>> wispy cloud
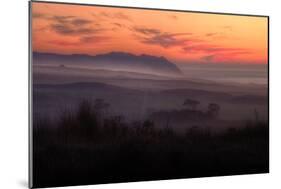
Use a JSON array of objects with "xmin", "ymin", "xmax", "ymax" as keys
[
  {"xmin": 112, "ymin": 22, "xmax": 124, "ymax": 28},
  {"xmin": 70, "ymin": 18, "xmax": 92, "ymax": 26},
  {"xmin": 133, "ymin": 27, "xmax": 161, "ymax": 35},
  {"xmin": 51, "ymin": 15, "xmax": 76, "ymax": 23},
  {"xmin": 168, "ymin": 15, "xmax": 178, "ymax": 20},
  {"xmin": 201, "ymin": 54, "xmax": 215, "ymax": 62},
  {"xmin": 49, "ymin": 35, "xmax": 109, "ymax": 47},
  {"xmin": 205, "ymin": 33, "xmax": 218, "ymax": 37},
  {"xmin": 79, "ymin": 35, "xmax": 110, "ymax": 44},
  {"xmin": 114, "ymin": 12, "xmax": 132, "ymax": 21},
  {"xmin": 48, "ymin": 40, "xmax": 80, "ymax": 46},
  {"xmin": 92, "ymin": 11, "xmax": 132, "ymax": 22},
  {"xmin": 141, "ymin": 33, "xmax": 190, "ymax": 48},
  {"xmin": 221, "ymin": 25, "xmax": 233, "ymax": 31},
  {"xmin": 33, "ymin": 12, "xmax": 104, "ymax": 36},
  {"xmin": 49, "ymin": 15, "xmax": 101, "ymax": 36},
  {"xmin": 182, "ymin": 44, "xmax": 247, "ymax": 54},
  {"xmin": 184, "ymin": 44, "xmax": 251, "ymax": 62},
  {"xmin": 50, "ymin": 23, "xmax": 100, "ymax": 35},
  {"xmin": 133, "ymin": 26, "xmax": 193, "ymax": 48},
  {"xmin": 33, "ymin": 12, "xmax": 47, "ymax": 19}
]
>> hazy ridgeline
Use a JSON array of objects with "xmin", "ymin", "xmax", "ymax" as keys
[
  {"xmin": 33, "ymin": 58, "xmax": 268, "ymax": 129},
  {"xmin": 32, "ymin": 53, "xmax": 268, "ymax": 187}
]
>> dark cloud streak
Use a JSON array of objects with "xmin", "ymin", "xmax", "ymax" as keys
[
  {"xmin": 201, "ymin": 55, "xmax": 215, "ymax": 62},
  {"xmin": 33, "ymin": 12, "xmax": 104, "ymax": 36},
  {"xmin": 205, "ymin": 33, "xmax": 218, "ymax": 37},
  {"xmin": 221, "ymin": 25, "xmax": 233, "ymax": 31},
  {"xmin": 186, "ymin": 44, "xmax": 251, "ymax": 63},
  {"xmin": 133, "ymin": 27, "xmax": 161, "ymax": 35},
  {"xmin": 49, "ymin": 35, "xmax": 109, "ymax": 47},
  {"xmin": 93, "ymin": 11, "xmax": 132, "ymax": 22},
  {"xmin": 168, "ymin": 15, "xmax": 178, "ymax": 20},
  {"xmin": 70, "ymin": 18, "xmax": 92, "ymax": 26},
  {"xmin": 79, "ymin": 35, "xmax": 110, "ymax": 43},
  {"xmin": 48, "ymin": 15, "xmax": 105, "ymax": 36},
  {"xmin": 33, "ymin": 12, "xmax": 47, "ymax": 19},
  {"xmin": 50, "ymin": 23, "xmax": 99, "ymax": 35},
  {"xmin": 133, "ymin": 26, "xmax": 193, "ymax": 48},
  {"xmin": 183, "ymin": 44, "xmax": 247, "ymax": 54}
]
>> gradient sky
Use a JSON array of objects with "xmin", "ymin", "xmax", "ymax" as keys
[{"xmin": 32, "ymin": 2, "xmax": 268, "ymax": 64}]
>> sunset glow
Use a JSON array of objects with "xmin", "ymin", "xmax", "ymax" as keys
[{"xmin": 32, "ymin": 2, "xmax": 268, "ymax": 64}]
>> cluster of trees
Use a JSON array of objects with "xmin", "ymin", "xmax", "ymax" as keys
[{"xmin": 183, "ymin": 98, "xmax": 220, "ymax": 118}]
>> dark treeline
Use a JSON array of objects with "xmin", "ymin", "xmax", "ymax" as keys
[{"xmin": 33, "ymin": 99, "xmax": 269, "ymax": 188}]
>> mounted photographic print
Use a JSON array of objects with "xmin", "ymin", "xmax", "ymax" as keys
[{"xmin": 29, "ymin": 1, "xmax": 269, "ymax": 188}]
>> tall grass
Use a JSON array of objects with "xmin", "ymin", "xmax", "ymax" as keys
[{"xmin": 33, "ymin": 99, "xmax": 269, "ymax": 188}]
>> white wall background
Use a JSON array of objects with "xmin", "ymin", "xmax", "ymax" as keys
[{"xmin": 0, "ymin": 0, "xmax": 279, "ymax": 188}]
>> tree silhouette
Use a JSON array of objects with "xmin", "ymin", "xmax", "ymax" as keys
[
  {"xmin": 183, "ymin": 98, "xmax": 200, "ymax": 111},
  {"xmin": 254, "ymin": 108, "xmax": 259, "ymax": 123},
  {"xmin": 94, "ymin": 98, "xmax": 110, "ymax": 114},
  {"xmin": 76, "ymin": 99, "xmax": 99, "ymax": 138},
  {"xmin": 207, "ymin": 103, "xmax": 220, "ymax": 118}
]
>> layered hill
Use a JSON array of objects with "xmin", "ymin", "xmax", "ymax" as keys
[{"xmin": 33, "ymin": 51, "xmax": 182, "ymax": 76}]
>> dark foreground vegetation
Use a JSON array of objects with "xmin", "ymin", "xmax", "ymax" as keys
[{"xmin": 33, "ymin": 99, "xmax": 269, "ymax": 188}]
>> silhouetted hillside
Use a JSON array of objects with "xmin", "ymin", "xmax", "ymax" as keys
[
  {"xmin": 34, "ymin": 82, "xmax": 140, "ymax": 93},
  {"xmin": 33, "ymin": 51, "xmax": 182, "ymax": 76}
]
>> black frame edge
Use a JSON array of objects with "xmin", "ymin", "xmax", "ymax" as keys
[{"xmin": 28, "ymin": 1, "xmax": 33, "ymax": 188}]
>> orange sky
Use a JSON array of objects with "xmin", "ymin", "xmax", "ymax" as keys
[{"xmin": 32, "ymin": 2, "xmax": 268, "ymax": 64}]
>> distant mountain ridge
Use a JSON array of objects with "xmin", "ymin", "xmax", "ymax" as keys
[{"xmin": 33, "ymin": 51, "xmax": 182, "ymax": 76}]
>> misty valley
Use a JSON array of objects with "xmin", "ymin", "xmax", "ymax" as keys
[
  {"xmin": 33, "ymin": 52, "xmax": 268, "ymax": 132},
  {"xmin": 32, "ymin": 52, "xmax": 268, "ymax": 187}
]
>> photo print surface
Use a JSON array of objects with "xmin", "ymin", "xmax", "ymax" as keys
[{"xmin": 30, "ymin": 1, "xmax": 269, "ymax": 188}]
